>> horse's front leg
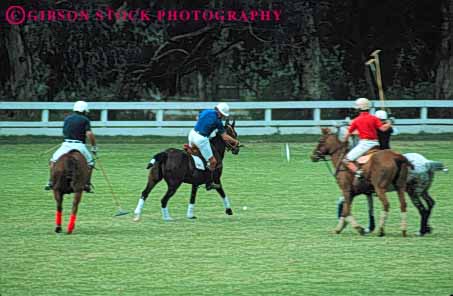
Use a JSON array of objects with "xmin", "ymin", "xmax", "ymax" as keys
[
  {"xmin": 215, "ymin": 183, "xmax": 233, "ymax": 215},
  {"xmin": 335, "ymin": 192, "xmax": 365, "ymax": 235},
  {"xmin": 366, "ymin": 194, "xmax": 376, "ymax": 233},
  {"xmin": 53, "ymin": 190, "xmax": 63, "ymax": 233},
  {"xmin": 67, "ymin": 192, "xmax": 82, "ymax": 234},
  {"xmin": 187, "ymin": 185, "xmax": 198, "ymax": 219}
]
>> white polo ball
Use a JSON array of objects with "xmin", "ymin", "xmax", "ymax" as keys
[{"xmin": 243, "ymin": 206, "xmax": 247, "ymax": 210}]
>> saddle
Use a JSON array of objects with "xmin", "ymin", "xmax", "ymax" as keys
[
  {"xmin": 356, "ymin": 147, "xmax": 380, "ymax": 165},
  {"xmin": 183, "ymin": 144, "xmax": 202, "ymax": 157},
  {"xmin": 183, "ymin": 144, "xmax": 208, "ymax": 170}
]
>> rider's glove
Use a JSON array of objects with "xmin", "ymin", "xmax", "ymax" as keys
[{"xmin": 91, "ymin": 146, "xmax": 97, "ymax": 156}]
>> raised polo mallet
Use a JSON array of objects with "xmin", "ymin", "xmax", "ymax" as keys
[
  {"xmin": 96, "ymin": 158, "xmax": 128, "ymax": 217},
  {"xmin": 367, "ymin": 49, "xmax": 385, "ymax": 110}
]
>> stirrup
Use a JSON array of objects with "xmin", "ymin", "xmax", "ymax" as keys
[{"xmin": 354, "ymin": 170, "xmax": 364, "ymax": 179}]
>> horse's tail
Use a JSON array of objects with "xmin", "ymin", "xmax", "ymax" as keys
[
  {"xmin": 393, "ymin": 155, "xmax": 413, "ymax": 189},
  {"xmin": 64, "ymin": 151, "xmax": 84, "ymax": 192},
  {"xmin": 426, "ymin": 161, "xmax": 448, "ymax": 173},
  {"xmin": 146, "ymin": 151, "xmax": 168, "ymax": 179}
]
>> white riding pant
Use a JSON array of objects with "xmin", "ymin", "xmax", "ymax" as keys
[
  {"xmin": 346, "ymin": 139, "xmax": 379, "ymax": 161},
  {"xmin": 50, "ymin": 142, "xmax": 94, "ymax": 166},
  {"xmin": 188, "ymin": 129, "xmax": 213, "ymax": 160}
]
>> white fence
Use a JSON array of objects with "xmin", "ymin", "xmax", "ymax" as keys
[{"xmin": 1, "ymin": 100, "xmax": 453, "ymax": 136}]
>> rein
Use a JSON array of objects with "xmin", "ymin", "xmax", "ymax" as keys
[{"xmin": 318, "ymin": 141, "xmax": 348, "ymax": 178}]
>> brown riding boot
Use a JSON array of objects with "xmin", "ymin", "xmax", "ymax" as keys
[{"xmin": 205, "ymin": 161, "xmax": 221, "ymax": 191}]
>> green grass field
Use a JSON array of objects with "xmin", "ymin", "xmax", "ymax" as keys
[{"xmin": 1, "ymin": 137, "xmax": 452, "ymax": 295}]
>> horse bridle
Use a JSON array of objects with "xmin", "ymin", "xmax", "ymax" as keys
[
  {"xmin": 224, "ymin": 124, "xmax": 240, "ymax": 153},
  {"xmin": 314, "ymin": 136, "xmax": 348, "ymax": 177}
]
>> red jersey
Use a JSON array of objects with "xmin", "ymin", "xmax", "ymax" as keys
[{"xmin": 348, "ymin": 112, "xmax": 383, "ymax": 140}]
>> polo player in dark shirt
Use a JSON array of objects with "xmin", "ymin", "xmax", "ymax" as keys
[{"xmin": 45, "ymin": 101, "xmax": 97, "ymax": 192}]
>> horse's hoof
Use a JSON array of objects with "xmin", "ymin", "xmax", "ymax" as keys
[
  {"xmin": 378, "ymin": 229, "xmax": 385, "ymax": 237},
  {"xmin": 66, "ymin": 231, "xmax": 73, "ymax": 235},
  {"xmin": 356, "ymin": 226, "xmax": 366, "ymax": 236},
  {"xmin": 187, "ymin": 216, "xmax": 197, "ymax": 219},
  {"xmin": 55, "ymin": 226, "xmax": 62, "ymax": 233},
  {"xmin": 333, "ymin": 228, "xmax": 342, "ymax": 234},
  {"xmin": 402, "ymin": 230, "xmax": 407, "ymax": 237},
  {"xmin": 225, "ymin": 208, "xmax": 233, "ymax": 215},
  {"xmin": 133, "ymin": 215, "xmax": 141, "ymax": 222},
  {"xmin": 426, "ymin": 225, "xmax": 433, "ymax": 234},
  {"xmin": 163, "ymin": 217, "xmax": 173, "ymax": 221}
]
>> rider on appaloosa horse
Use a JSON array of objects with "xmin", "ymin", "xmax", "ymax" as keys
[
  {"xmin": 45, "ymin": 100, "xmax": 97, "ymax": 193},
  {"xmin": 188, "ymin": 102, "xmax": 239, "ymax": 190}
]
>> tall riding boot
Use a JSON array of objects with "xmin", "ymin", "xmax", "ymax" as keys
[
  {"xmin": 206, "ymin": 170, "xmax": 221, "ymax": 191},
  {"xmin": 45, "ymin": 162, "xmax": 55, "ymax": 190}
]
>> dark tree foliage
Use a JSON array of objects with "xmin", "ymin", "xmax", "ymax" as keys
[{"xmin": 0, "ymin": 0, "xmax": 449, "ymax": 102}]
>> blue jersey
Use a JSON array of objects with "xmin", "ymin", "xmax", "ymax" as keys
[
  {"xmin": 194, "ymin": 109, "xmax": 225, "ymax": 137},
  {"xmin": 63, "ymin": 113, "xmax": 91, "ymax": 143}
]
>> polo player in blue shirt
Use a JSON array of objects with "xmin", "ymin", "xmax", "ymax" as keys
[
  {"xmin": 189, "ymin": 103, "xmax": 239, "ymax": 190},
  {"xmin": 45, "ymin": 101, "xmax": 97, "ymax": 192}
]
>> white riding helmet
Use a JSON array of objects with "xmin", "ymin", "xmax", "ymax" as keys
[
  {"xmin": 73, "ymin": 101, "xmax": 89, "ymax": 113},
  {"xmin": 216, "ymin": 102, "xmax": 230, "ymax": 117},
  {"xmin": 354, "ymin": 97, "xmax": 371, "ymax": 110},
  {"xmin": 375, "ymin": 110, "xmax": 388, "ymax": 120}
]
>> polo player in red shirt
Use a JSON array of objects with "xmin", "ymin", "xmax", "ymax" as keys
[{"xmin": 343, "ymin": 98, "xmax": 392, "ymax": 177}]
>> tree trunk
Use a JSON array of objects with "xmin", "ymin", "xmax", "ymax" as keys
[
  {"xmin": 5, "ymin": 25, "xmax": 33, "ymax": 100},
  {"xmin": 197, "ymin": 70, "xmax": 207, "ymax": 100},
  {"xmin": 435, "ymin": 0, "xmax": 453, "ymax": 99},
  {"xmin": 301, "ymin": 1, "xmax": 321, "ymax": 99}
]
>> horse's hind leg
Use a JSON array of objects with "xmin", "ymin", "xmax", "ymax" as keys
[
  {"xmin": 160, "ymin": 183, "xmax": 181, "ymax": 221},
  {"xmin": 133, "ymin": 173, "xmax": 162, "ymax": 221},
  {"xmin": 397, "ymin": 189, "xmax": 408, "ymax": 237},
  {"xmin": 67, "ymin": 192, "xmax": 82, "ymax": 234},
  {"xmin": 422, "ymin": 191, "xmax": 435, "ymax": 234},
  {"xmin": 53, "ymin": 190, "xmax": 63, "ymax": 233},
  {"xmin": 407, "ymin": 186, "xmax": 428, "ymax": 235}
]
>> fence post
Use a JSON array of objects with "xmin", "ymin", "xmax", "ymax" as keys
[
  {"xmin": 420, "ymin": 107, "xmax": 428, "ymax": 133},
  {"xmin": 264, "ymin": 108, "xmax": 272, "ymax": 127},
  {"xmin": 156, "ymin": 109, "xmax": 164, "ymax": 128},
  {"xmin": 101, "ymin": 109, "xmax": 108, "ymax": 127},
  {"xmin": 314, "ymin": 108, "xmax": 321, "ymax": 122},
  {"xmin": 41, "ymin": 109, "xmax": 49, "ymax": 123}
]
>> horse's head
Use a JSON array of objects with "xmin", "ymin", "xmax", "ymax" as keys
[
  {"xmin": 224, "ymin": 118, "xmax": 240, "ymax": 155},
  {"xmin": 311, "ymin": 128, "xmax": 342, "ymax": 162}
]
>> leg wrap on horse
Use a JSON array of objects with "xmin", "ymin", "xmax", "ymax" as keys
[
  {"xmin": 400, "ymin": 212, "xmax": 408, "ymax": 231},
  {"xmin": 379, "ymin": 211, "xmax": 389, "ymax": 228},
  {"xmin": 67, "ymin": 214, "xmax": 77, "ymax": 234},
  {"xmin": 55, "ymin": 211, "xmax": 62, "ymax": 226}
]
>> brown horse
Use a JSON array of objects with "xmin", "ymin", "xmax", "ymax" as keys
[
  {"xmin": 311, "ymin": 128, "xmax": 412, "ymax": 236},
  {"xmin": 52, "ymin": 150, "xmax": 89, "ymax": 234}
]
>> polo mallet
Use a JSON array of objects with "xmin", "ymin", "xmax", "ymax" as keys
[
  {"xmin": 39, "ymin": 143, "xmax": 61, "ymax": 157},
  {"xmin": 96, "ymin": 158, "xmax": 128, "ymax": 217},
  {"xmin": 365, "ymin": 49, "xmax": 386, "ymax": 111}
]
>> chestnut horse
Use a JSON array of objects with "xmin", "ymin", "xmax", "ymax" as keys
[
  {"xmin": 311, "ymin": 128, "xmax": 412, "ymax": 236},
  {"xmin": 133, "ymin": 120, "xmax": 240, "ymax": 221},
  {"xmin": 52, "ymin": 150, "xmax": 89, "ymax": 234}
]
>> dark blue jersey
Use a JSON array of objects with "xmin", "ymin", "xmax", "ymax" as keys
[
  {"xmin": 194, "ymin": 109, "xmax": 225, "ymax": 136},
  {"xmin": 63, "ymin": 113, "xmax": 91, "ymax": 143}
]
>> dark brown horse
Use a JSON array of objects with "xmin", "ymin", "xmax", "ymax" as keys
[
  {"xmin": 52, "ymin": 150, "xmax": 89, "ymax": 234},
  {"xmin": 133, "ymin": 121, "xmax": 240, "ymax": 221},
  {"xmin": 311, "ymin": 128, "xmax": 412, "ymax": 236}
]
